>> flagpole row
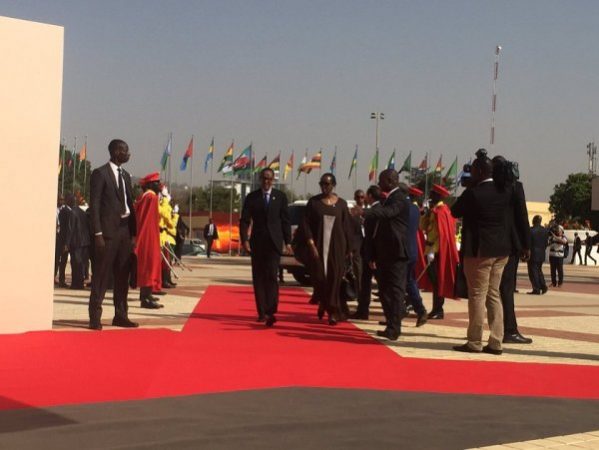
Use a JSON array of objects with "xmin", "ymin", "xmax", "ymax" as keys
[{"xmin": 72, "ymin": 136, "xmax": 77, "ymax": 194}]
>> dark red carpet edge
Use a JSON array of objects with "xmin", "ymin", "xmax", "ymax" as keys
[{"xmin": 0, "ymin": 286, "xmax": 597, "ymax": 411}]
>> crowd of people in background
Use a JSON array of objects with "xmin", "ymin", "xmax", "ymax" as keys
[{"xmin": 56, "ymin": 139, "xmax": 598, "ymax": 349}]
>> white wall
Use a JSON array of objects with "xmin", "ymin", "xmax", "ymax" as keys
[{"xmin": 0, "ymin": 16, "xmax": 64, "ymax": 333}]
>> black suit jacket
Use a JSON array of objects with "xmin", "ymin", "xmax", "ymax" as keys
[
  {"xmin": 203, "ymin": 223, "xmax": 219, "ymax": 240},
  {"xmin": 529, "ymin": 225, "xmax": 549, "ymax": 262},
  {"xmin": 57, "ymin": 206, "xmax": 72, "ymax": 245},
  {"xmin": 508, "ymin": 181, "xmax": 531, "ymax": 254},
  {"xmin": 89, "ymin": 163, "xmax": 136, "ymax": 239},
  {"xmin": 68, "ymin": 206, "xmax": 91, "ymax": 249},
  {"xmin": 363, "ymin": 189, "xmax": 410, "ymax": 263},
  {"xmin": 348, "ymin": 213, "xmax": 364, "ymax": 253},
  {"xmin": 240, "ymin": 188, "xmax": 291, "ymax": 254},
  {"xmin": 451, "ymin": 181, "xmax": 512, "ymax": 258}
]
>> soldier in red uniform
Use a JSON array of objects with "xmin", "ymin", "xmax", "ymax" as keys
[{"xmin": 134, "ymin": 173, "xmax": 164, "ymax": 309}]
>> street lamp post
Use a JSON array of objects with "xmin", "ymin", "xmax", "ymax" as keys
[{"xmin": 370, "ymin": 112, "xmax": 384, "ymax": 153}]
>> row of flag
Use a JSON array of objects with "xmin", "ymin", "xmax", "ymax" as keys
[
  {"xmin": 159, "ymin": 136, "xmax": 459, "ymax": 184},
  {"xmin": 58, "ymin": 143, "xmax": 88, "ymax": 174}
]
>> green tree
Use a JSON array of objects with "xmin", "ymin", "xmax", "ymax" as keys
[{"xmin": 549, "ymin": 173, "xmax": 592, "ymax": 223}]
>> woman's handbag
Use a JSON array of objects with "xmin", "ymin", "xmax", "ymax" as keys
[{"xmin": 340, "ymin": 262, "xmax": 358, "ymax": 301}]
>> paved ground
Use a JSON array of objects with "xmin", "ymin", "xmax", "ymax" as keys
[{"xmin": 48, "ymin": 257, "xmax": 599, "ymax": 449}]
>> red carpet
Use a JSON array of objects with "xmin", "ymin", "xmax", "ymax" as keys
[{"xmin": 0, "ymin": 286, "xmax": 598, "ymax": 411}]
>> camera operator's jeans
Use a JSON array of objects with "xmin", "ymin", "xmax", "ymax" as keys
[{"xmin": 549, "ymin": 256, "xmax": 564, "ymax": 287}]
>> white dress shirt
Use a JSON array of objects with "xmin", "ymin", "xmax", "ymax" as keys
[{"xmin": 109, "ymin": 161, "xmax": 130, "ymax": 217}]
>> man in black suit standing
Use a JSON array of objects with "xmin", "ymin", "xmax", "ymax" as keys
[
  {"xmin": 492, "ymin": 156, "xmax": 533, "ymax": 344},
  {"xmin": 88, "ymin": 139, "xmax": 138, "ymax": 330},
  {"xmin": 571, "ymin": 232, "xmax": 582, "ymax": 265},
  {"xmin": 528, "ymin": 215, "xmax": 548, "ymax": 295},
  {"xmin": 203, "ymin": 218, "xmax": 219, "ymax": 258},
  {"xmin": 362, "ymin": 169, "xmax": 410, "ymax": 341},
  {"xmin": 451, "ymin": 154, "xmax": 512, "ymax": 355},
  {"xmin": 240, "ymin": 168, "xmax": 291, "ymax": 327},
  {"xmin": 65, "ymin": 193, "xmax": 91, "ymax": 289},
  {"xmin": 55, "ymin": 197, "xmax": 72, "ymax": 288}
]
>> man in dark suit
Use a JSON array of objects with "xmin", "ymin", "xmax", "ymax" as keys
[
  {"xmin": 203, "ymin": 218, "xmax": 218, "ymax": 258},
  {"xmin": 571, "ymin": 232, "xmax": 582, "ymax": 265},
  {"xmin": 351, "ymin": 185, "xmax": 383, "ymax": 320},
  {"xmin": 528, "ymin": 215, "xmax": 548, "ymax": 295},
  {"xmin": 451, "ymin": 154, "xmax": 512, "ymax": 355},
  {"xmin": 240, "ymin": 168, "xmax": 291, "ymax": 327},
  {"xmin": 88, "ymin": 139, "xmax": 138, "ymax": 330},
  {"xmin": 362, "ymin": 169, "xmax": 410, "ymax": 341},
  {"xmin": 492, "ymin": 156, "xmax": 533, "ymax": 344},
  {"xmin": 65, "ymin": 194, "xmax": 91, "ymax": 290},
  {"xmin": 55, "ymin": 198, "xmax": 72, "ymax": 288}
]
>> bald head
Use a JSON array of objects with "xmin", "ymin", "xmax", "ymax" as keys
[{"xmin": 378, "ymin": 169, "xmax": 399, "ymax": 192}]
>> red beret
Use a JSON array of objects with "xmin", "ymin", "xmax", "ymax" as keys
[
  {"xmin": 432, "ymin": 184, "xmax": 450, "ymax": 198},
  {"xmin": 408, "ymin": 186, "xmax": 424, "ymax": 197},
  {"xmin": 140, "ymin": 172, "xmax": 160, "ymax": 186}
]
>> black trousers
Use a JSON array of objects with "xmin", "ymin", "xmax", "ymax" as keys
[
  {"xmin": 88, "ymin": 222, "xmax": 132, "ymax": 324},
  {"xmin": 499, "ymin": 254, "xmax": 519, "ymax": 335},
  {"xmin": 55, "ymin": 239, "xmax": 69, "ymax": 284},
  {"xmin": 585, "ymin": 249, "xmax": 596, "ymax": 265},
  {"xmin": 527, "ymin": 260, "xmax": 546, "ymax": 292},
  {"xmin": 70, "ymin": 246, "xmax": 87, "ymax": 289},
  {"xmin": 357, "ymin": 256, "xmax": 374, "ymax": 316},
  {"xmin": 571, "ymin": 248, "xmax": 582, "ymax": 265},
  {"xmin": 406, "ymin": 261, "xmax": 426, "ymax": 316},
  {"xmin": 206, "ymin": 238, "xmax": 214, "ymax": 258},
  {"xmin": 549, "ymin": 256, "xmax": 564, "ymax": 286},
  {"xmin": 376, "ymin": 258, "xmax": 408, "ymax": 336},
  {"xmin": 250, "ymin": 240, "xmax": 281, "ymax": 318},
  {"xmin": 428, "ymin": 258, "xmax": 445, "ymax": 313}
]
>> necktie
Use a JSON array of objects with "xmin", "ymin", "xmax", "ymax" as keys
[
  {"xmin": 264, "ymin": 192, "xmax": 269, "ymax": 208},
  {"xmin": 117, "ymin": 167, "xmax": 126, "ymax": 214}
]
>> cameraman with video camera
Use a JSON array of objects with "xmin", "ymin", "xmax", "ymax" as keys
[
  {"xmin": 450, "ymin": 149, "xmax": 523, "ymax": 355},
  {"xmin": 492, "ymin": 155, "xmax": 533, "ymax": 344}
]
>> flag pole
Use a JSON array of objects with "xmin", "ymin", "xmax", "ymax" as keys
[
  {"xmin": 209, "ymin": 137, "xmax": 214, "ymax": 219},
  {"xmin": 229, "ymin": 173, "xmax": 234, "ymax": 256},
  {"xmin": 290, "ymin": 150, "xmax": 294, "ymax": 194},
  {"xmin": 82, "ymin": 135, "xmax": 88, "ymax": 200},
  {"xmin": 60, "ymin": 137, "xmax": 66, "ymax": 196},
  {"xmin": 168, "ymin": 133, "xmax": 172, "ymax": 192},
  {"xmin": 72, "ymin": 136, "xmax": 77, "ymax": 194},
  {"xmin": 189, "ymin": 135, "xmax": 194, "ymax": 241}
]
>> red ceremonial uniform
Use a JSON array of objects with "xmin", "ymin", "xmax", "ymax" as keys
[
  {"xmin": 433, "ymin": 203, "xmax": 459, "ymax": 299},
  {"xmin": 134, "ymin": 190, "xmax": 162, "ymax": 291}
]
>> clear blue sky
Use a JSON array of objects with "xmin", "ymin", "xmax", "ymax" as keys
[{"xmin": 2, "ymin": 0, "xmax": 599, "ymax": 200}]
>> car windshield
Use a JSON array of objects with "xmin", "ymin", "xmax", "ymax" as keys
[{"xmin": 288, "ymin": 205, "xmax": 306, "ymax": 226}]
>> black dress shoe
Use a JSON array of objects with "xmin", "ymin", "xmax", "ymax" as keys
[
  {"xmin": 328, "ymin": 318, "xmax": 337, "ymax": 326},
  {"xmin": 482, "ymin": 345, "xmax": 502, "ymax": 355},
  {"xmin": 527, "ymin": 290, "xmax": 541, "ymax": 295},
  {"xmin": 256, "ymin": 315, "xmax": 265, "ymax": 322},
  {"xmin": 141, "ymin": 299, "xmax": 161, "ymax": 309},
  {"xmin": 265, "ymin": 315, "xmax": 277, "ymax": 327},
  {"xmin": 58, "ymin": 282, "xmax": 69, "ymax": 288},
  {"xmin": 541, "ymin": 286, "xmax": 548, "ymax": 294},
  {"xmin": 376, "ymin": 330, "xmax": 399, "ymax": 341},
  {"xmin": 453, "ymin": 343, "xmax": 481, "ymax": 353},
  {"xmin": 112, "ymin": 318, "xmax": 139, "ymax": 328},
  {"xmin": 416, "ymin": 313, "xmax": 428, "ymax": 327},
  {"xmin": 378, "ymin": 320, "xmax": 387, "ymax": 326},
  {"xmin": 308, "ymin": 297, "xmax": 319, "ymax": 305},
  {"xmin": 350, "ymin": 312, "xmax": 369, "ymax": 320},
  {"xmin": 427, "ymin": 311, "xmax": 444, "ymax": 320},
  {"xmin": 89, "ymin": 322, "xmax": 103, "ymax": 331},
  {"xmin": 503, "ymin": 333, "xmax": 533, "ymax": 344}
]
